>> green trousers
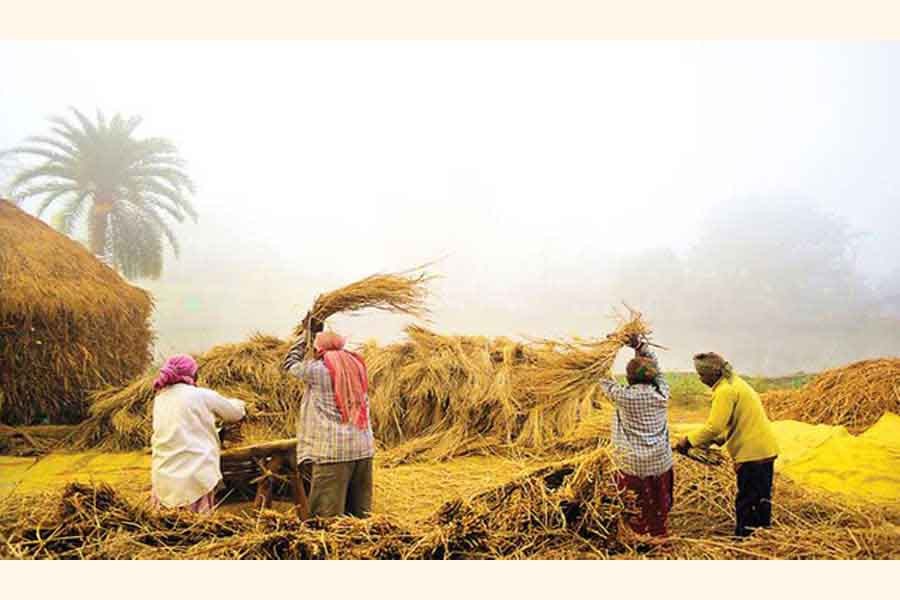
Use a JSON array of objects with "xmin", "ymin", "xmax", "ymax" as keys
[{"xmin": 308, "ymin": 457, "xmax": 373, "ymax": 518}]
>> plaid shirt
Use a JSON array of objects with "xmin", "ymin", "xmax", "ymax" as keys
[
  {"xmin": 599, "ymin": 345, "xmax": 673, "ymax": 477},
  {"xmin": 283, "ymin": 340, "xmax": 375, "ymax": 465}
]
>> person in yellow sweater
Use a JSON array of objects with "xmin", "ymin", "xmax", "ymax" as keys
[{"xmin": 674, "ymin": 352, "xmax": 779, "ymax": 537}]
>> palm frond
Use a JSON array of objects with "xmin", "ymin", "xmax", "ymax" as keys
[
  {"xmin": 136, "ymin": 178, "xmax": 196, "ymax": 220},
  {"xmin": 54, "ymin": 191, "xmax": 90, "ymax": 234},
  {"xmin": 7, "ymin": 145, "xmax": 76, "ymax": 166},
  {"xmin": 69, "ymin": 107, "xmax": 99, "ymax": 141},
  {"xmin": 134, "ymin": 167, "xmax": 196, "ymax": 195},
  {"xmin": 35, "ymin": 187, "xmax": 81, "ymax": 217},
  {"xmin": 10, "ymin": 163, "xmax": 76, "ymax": 193},
  {"xmin": 140, "ymin": 203, "xmax": 181, "ymax": 258},
  {"xmin": 23, "ymin": 135, "xmax": 78, "ymax": 158}
]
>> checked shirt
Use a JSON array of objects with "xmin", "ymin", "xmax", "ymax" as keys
[{"xmin": 599, "ymin": 345, "xmax": 673, "ymax": 477}]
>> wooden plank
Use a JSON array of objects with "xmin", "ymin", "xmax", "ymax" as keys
[{"xmin": 221, "ymin": 438, "xmax": 297, "ymax": 462}]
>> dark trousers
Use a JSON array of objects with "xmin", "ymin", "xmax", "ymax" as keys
[
  {"xmin": 734, "ymin": 460, "xmax": 774, "ymax": 537},
  {"xmin": 308, "ymin": 457, "xmax": 373, "ymax": 518}
]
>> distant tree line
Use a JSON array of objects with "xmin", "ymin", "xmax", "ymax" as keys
[{"xmin": 610, "ymin": 199, "xmax": 899, "ymax": 374}]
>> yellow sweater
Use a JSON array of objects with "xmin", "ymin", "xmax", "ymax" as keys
[{"xmin": 688, "ymin": 375, "xmax": 779, "ymax": 463}]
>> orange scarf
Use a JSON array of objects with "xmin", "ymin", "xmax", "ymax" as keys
[{"xmin": 315, "ymin": 332, "xmax": 369, "ymax": 430}]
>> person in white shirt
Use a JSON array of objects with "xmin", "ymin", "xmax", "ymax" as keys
[{"xmin": 150, "ymin": 354, "xmax": 246, "ymax": 513}]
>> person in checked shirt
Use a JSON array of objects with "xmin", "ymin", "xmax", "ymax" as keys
[
  {"xmin": 598, "ymin": 334, "xmax": 673, "ymax": 539},
  {"xmin": 282, "ymin": 319, "xmax": 375, "ymax": 518}
]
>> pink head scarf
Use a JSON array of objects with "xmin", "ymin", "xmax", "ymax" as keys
[
  {"xmin": 314, "ymin": 331, "xmax": 369, "ymax": 430},
  {"xmin": 153, "ymin": 354, "xmax": 199, "ymax": 392}
]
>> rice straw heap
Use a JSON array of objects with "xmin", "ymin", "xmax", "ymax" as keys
[
  {"xmin": 0, "ymin": 200, "xmax": 154, "ymax": 425},
  {"xmin": 763, "ymin": 358, "xmax": 900, "ymax": 431},
  {"xmin": 365, "ymin": 310, "xmax": 651, "ymax": 465}
]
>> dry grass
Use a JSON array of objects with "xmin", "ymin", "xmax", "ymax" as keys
[
  {"xmin": 70, "ymin": 334, "xmax": 300, "ymax": 451},
  {"xmin": 0, "ymin": 448, "xmax": 625, "ymax": 559},
  {"xmin": 763, "ymin": 358, "xmax": 900, "ymax": 431},
  {"xmin": 2, "ymin": 447, "xmax": 896, "ymax": 560},
  {"xmin": 636, "ymin": 455, "xmax": 900, "ymax": 560},
  {"xmin": 68, "ymin": 268, "xmax": 435, "ymax": 451},
  {"xmin": 0, "ymin": 200, "xmax": 153, "ymax": 425},
  {"xmin": 293, "ymin": 267, "xmax": 433, "ymax": 338},
  {"xmin": 365, "ymin": 310, "xmax": 649, "ymax": 464}
]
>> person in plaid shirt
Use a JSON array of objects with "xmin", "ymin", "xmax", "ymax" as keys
[
  {"xmin": 283, "ymin": 318, "xmax": 375, "ymax": 518},
  {"xmin": 599, "ymin": 335, "xmax": 673, "ymax": 538}
]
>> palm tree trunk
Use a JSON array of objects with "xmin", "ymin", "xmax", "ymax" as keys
[{"xmin": 88, "ymin": 195, "xmax": 114, "ymax": 259}]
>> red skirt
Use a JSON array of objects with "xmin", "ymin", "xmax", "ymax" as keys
[{"xmin": 615, "ymin": 468, "xmax": 674, "ymax": 537}]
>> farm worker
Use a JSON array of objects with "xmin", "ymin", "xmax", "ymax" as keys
[
  {"xmin": 598, "ymin": 334, "xmax": 674, "ymax": 539},
  {"xmin": 283, "ymin": 325, "xmax": 375, "ymax": 519},
  {"xmin": 675, "ymin": 353, "xmax": 779, "ymax": 537},
  {"xmin": 151, "ymin": 354, "xmax": 247, "ymax": 513}
]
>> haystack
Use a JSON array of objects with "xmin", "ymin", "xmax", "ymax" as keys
[
  {"xmin": 365, "ymin": 310, "xmax": 651, "ymax": 464},
  {"xmin": 0, "ymin": 200, "xmax": 154, "ymax": 425},
  {"xmin": 763, "ymin": 358, "xmax": 900, "ymax": 431}
]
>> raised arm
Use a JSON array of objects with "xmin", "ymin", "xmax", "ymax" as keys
[
  {"xmin": 634, "ymin": 341, "xmax": 669, "ymax": 399},
  {"xmin": 282, "ymin": 313, "xmax": 326, "ymax": 381},
  {"xmin": 598, "ymin": 376, "xmax": 628, "ymax": 408}
]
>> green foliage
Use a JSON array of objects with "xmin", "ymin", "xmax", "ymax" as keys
[
  {"xmin": 6, "ymin": 108, "xmax": 196, "ymax": 279},
  {"xmin": 615, "ymin": 371, "xmax": 812, "ymax": 407}
]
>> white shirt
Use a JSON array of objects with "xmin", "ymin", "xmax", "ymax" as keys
[{"xmin": 151, "ymin": 384, "xmax": 246, "ymax": 508}]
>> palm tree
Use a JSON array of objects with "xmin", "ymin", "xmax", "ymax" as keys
[{"xmin": 7, "ymin": 108, "xmax": 197, "ymax": 279}]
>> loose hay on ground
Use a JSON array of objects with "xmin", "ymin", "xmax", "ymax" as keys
[{"xmin": 1, "ymin": 446, "xmax": 897, "ymax": 559}]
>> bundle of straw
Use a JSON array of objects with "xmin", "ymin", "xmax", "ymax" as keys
[
  {"xmin": 293, "ymin": 267, "xmax": 433, "ymax": 338},
  {"xmin": 762, "ymin": 358, "xmax": 900, "ymax": 431}
]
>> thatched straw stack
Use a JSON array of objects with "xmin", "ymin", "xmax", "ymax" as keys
[
  {"xmin": 365, "ymin": 311, "xmax": 650, "ymax": 464},
  {"xmin": 0, "ymin": 200, "xmax": 153, "ymax": 425},
  {"xmin": 763, "ymin": 358, "xmax": 900, "ymax": 431}
]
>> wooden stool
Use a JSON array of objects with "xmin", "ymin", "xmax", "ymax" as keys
[{"xmin": 220, "ymin": 438, "xmax": 310, "ymax": 519}]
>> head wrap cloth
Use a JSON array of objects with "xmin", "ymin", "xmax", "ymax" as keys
[
  {"xmin": 626, "ymin": 356, "xmax": 659, "ymax": 385},
  {"xmin": 693, "ymin": 352, "xmax": 734, "ymax": 382},
  {"xmin": 314, "ymin": 331, "xmax": 370, "ymax": 430},
  {"xmin": 153, "ymin": 354, "xmax": 199, "ymax": 392}
]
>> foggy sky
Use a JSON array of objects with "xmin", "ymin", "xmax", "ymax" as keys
[{"xmin": 2, "ymin": 42, "xmax": 899, "ymax": 372}]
